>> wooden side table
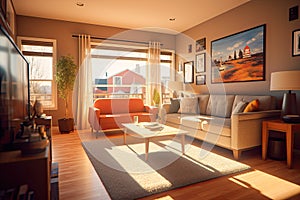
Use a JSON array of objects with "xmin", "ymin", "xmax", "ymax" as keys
[
  {"xmin": 262, "ymin": 119, "xmax": 300, "ymax": 168},
  {"xmin": 35, "ymin": 116, "xmax": 52, "ymax": 161}
]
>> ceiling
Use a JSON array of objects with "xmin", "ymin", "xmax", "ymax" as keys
[{"xmin": 12, "ymin": 0, "xmax": 250, "ymax": 34}]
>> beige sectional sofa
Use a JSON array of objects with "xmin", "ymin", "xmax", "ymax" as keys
[{"xmin": 159, "ymin": 94, "xmax": 281, "ymax": 159}]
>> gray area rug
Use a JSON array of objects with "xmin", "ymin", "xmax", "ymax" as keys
[{"xmin": 82, "ymin": 136, "xmax": 250, "ymax": 200}]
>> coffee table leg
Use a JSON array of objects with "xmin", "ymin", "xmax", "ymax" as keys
[
  {"xmin": 181, "ymin": 134, "xmax": 185, "ymax": 155},
  {"xmin": 145, "ymin": 138, "xmax": 150, "ymax": 161},
  {"xmin": 123, "ymin": 128, "xmax": 127, "ymax": 145}
]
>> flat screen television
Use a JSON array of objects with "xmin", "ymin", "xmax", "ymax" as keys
[{"xmin": 0, "ymin": 25, "xmax": 30, "ymax": 151}]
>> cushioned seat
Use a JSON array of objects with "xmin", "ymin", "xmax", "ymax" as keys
[
  {"xmin": 89, "ymin": 98, "xmax": 158, "ymax": 131},
  {"xmin": 160, "ymin": 94, "xmax": 281, "ymax": 159}
]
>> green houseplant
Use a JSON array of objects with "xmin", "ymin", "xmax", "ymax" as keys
[
  {"xmin": 152, "ymin": 88, "xmax": 160, "ymax": 106},
  {"xmin": 56, "ymin": 55, "xmax": 78, "ymax": 133}
]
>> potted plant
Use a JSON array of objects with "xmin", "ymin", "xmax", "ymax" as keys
[
  {"xmin": 152, "ymin": 88, "xmax": 160, "ymax": 106},
  {"xmin": 56, "ymin": 55, "xmax": 78, "ymax": 133}
]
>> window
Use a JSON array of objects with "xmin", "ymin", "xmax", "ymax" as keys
[
  {"xmin": 18, "ymin": 37, "xmax": 57, "ymax": 110},
  {"xmin": 91, "ymin": 42, "xmax": 174, "ymax": 103},
  {"xmin": 113, "ymin": 76, "xmax": 122, "ymax": 85}
]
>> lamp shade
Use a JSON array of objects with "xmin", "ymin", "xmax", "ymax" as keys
[{"xmin": 270, "ymin": 71, "xmax": 300, "ymax": 91}]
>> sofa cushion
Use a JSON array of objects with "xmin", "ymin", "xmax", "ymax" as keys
[
  {"xmin": 233, "ymin": 95, "xmax": 276, "ymax": 111},
  {"xmin": 243, "ymin": 99, "xmax": 259, "ymax": 112},
  {"xmin": 206, "ymin": 95, "xmax": 235, "ymax": 118},
  {"xmin": 201, "ymin": 117, "xmax": 231, "ymax": 137},
  {"xmin": 232, "ymin": 100, "xmax": 248, "ymax": 114},
  {"xmin": 165, "ymin": 113, "xmax": 188, "ymax": 125},
  {"xmin": 197, "ymin": 95, "xmax": 210, "ymax": 115},
  {"xmin": 180, "ymin": 97, "xmax": 199, "ymax": 114},
  {"xmin": 169, "ymin": 98, "xmax": 180, "ymax": 113}
]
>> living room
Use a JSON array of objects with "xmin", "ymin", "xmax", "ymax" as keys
[{"xmin": 1, "ymin": 0, "xmax": 300, "ymax": 199}]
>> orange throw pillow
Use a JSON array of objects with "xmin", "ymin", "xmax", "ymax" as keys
[{"xmin": 243, "ymin": 99, "xmax": 259, "ymax": 113}]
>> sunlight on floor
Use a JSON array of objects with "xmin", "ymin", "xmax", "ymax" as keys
[
  {"xmin": 229, "ymin": 170, "xmax": 300, "ymax": 199},
  {"xmin": 153, "ymin": 195, "xmax": 174, "ymax": 200}
]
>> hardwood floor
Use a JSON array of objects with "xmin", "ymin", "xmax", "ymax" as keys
[{"xmin": 52, "ymin": 127, "xmax": 300, "ymax": 200}]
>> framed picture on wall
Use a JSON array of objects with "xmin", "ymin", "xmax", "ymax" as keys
[
  {"xmin": 196, "ymin": 37, "xmax": 206, "ymax": 52},
  {"xmin": 6, "ymin": 0, "xmax": 14, "ymax": 35},
  {"xmin": 196, "ymin": 75, "xmax": 206, "ymax": 85},
  {"xmin": 0, "ymin": 0, "xmax": 6, "ymax": 18},
  {"xmin": 195, "ymin": 53, "xmax": 205, "ymax": 73},
  {"xmin": 184, "ymin": 61, "xmax": 194, "ymax": 83},
  {"xmin": 188, "ymin": 44, "xmax": 192, "ymax": 53},
  {"xmin": 211, "ymin": 24, "xmax": 266, "ymax": 83},
  {"xmin": 292, "ymin": 29, "xmax": 300, "ymax": 56}
]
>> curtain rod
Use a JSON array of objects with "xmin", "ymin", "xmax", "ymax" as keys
[{"xmin": 72, "ymin": 34, "xmax": 162, "ymax": 46}]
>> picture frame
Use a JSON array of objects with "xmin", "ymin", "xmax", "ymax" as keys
[
  {"xmin": 211, "ymin": 24, "xmax": 266, "ymax": 83},
  {"xmin": 196, "ymin": 75, "xmax": 206, "ymax": 85},
  {"xmin": 0, "ymin": 0, "xmax": 6, "ymax": 18},
  {"xmin": 6, "ymin": 0, "xmax": 14, "ymax": 35},
  {"xmin": 196, "ymin": 37, "xmax": 206, "ymax": 52},
  {"xmin": 184, "ymin": 61, "xmax": 194, "ymax": 83},
  {"xmin": 188, "ymin": 44, "xmax": 192, "ymax": 53},
  {"xmin": 195, "ymin": 53, "xmax": 206, "ymax": 73},
  {"xmin": 292, "ymin": 29, "xmax": 300, "ymax": 56}
]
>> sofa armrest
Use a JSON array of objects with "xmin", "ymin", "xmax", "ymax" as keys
[
  {"xmin": 231, "ymin": 110, "xmax": 281, "ymax": 150},
  {"xmin": 162, "ymin": 103, "xmax": 171, "ymax": 113},
  {"xmin": 144, "ymin": 105, "xmax": 159, "ymax": 121},
  {"xmin": 144, "ymin": 105, "xmax": 158, "ymax": 114},
  {"xmin": 158, "ymin": 103, "xmax": 171, "ymax": 123},
  {"xmin": 232, "ymin": 110, "xmax": 282, "ymax": 121},
  {"xmin": 88, "ymin": 106, "xmax": 101, "ymax": 132}
]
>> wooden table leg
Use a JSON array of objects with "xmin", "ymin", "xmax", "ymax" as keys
[
  {"xmin": 123, "ymin": 128, "xmax": 127, "ymax": 145},
  {"xmin": 181, "ymin": 134, "xmax": 185, "ymax": 155},
  {"xmin": 145, "ymin": 138, "xmax": 150, "ymax": 161},
  {"xmin": 286, "ymin": 126, "xmax": 294, "ymax": 168},
  {"xmin": 262, "ymin": 122, "xmax": 269, "ymax": 160}
]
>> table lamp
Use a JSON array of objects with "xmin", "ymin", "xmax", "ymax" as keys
[{"xmin": 270, "ymin": 70, "xmax": 300, "ymax": 122}]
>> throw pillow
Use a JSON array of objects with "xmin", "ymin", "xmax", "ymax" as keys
[
  {"xmin": 169, "ymin": 98, "xmax": 180, "ymax": 113},
  {"xmin": 232, "ymin": 101, "xmax": 248, "ymax": 114},
  {"xmin": 243, "ymin": 99, "xmax": 259, "ymax": 113},
  {"xmin": 180, "ymin": 97, "xmax": 198, "ymax": 114}
]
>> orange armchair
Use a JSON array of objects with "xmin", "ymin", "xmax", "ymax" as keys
[{"xmin": 88, "ymin": 98, "xmax": 158, "ymax": 132}]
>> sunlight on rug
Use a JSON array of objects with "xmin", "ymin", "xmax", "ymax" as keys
[
  {"xmin": 230, "ymin": 170, "xmax": 300, "ymax": 199},
  {"xmin": 81, "ymin": 135, "xmax": 250, "ymax": 200}
]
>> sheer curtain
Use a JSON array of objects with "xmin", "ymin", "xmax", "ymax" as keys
[
  {"xmin": 73, "ymin": 34, "xmax": 93, "ymax": 130},
  {"xmin": 146, "ymin": 41, "xmax": 162, "ymax": 106}
]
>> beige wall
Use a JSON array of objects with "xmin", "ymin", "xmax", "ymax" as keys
[
  {"xmin": 16, "ymin": 0, "xmax": 300, "ymax": 126},
  {"xmin": 177, "ymin": 0, "xmax": 300, "ymax": 111},
  {"xmin": 16, "ymin": 16, "xmax": 176, "ymax": 125}
]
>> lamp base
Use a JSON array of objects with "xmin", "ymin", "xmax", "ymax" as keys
[
  {"xmin": 282, "ymin": 92, "xmax": 298, "ymax": 116},
  {"xmin": 282, "ymin": 115, "xmax": 300, "ymax": 123}
]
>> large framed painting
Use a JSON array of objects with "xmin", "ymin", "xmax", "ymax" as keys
[{"xmin": 211, "ymin": 24, "xmax": 266, "ymax": 83}]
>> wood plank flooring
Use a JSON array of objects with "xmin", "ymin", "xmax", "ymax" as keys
[{"xmin": 52, "ymin": 127, "xmax": 300, "ymax": 200}]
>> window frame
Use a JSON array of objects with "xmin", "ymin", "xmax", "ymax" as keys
[
  {"xmin": 90, "ymin": 42, "xmax": 175, "ymax": 103},
  {"xmin": 17, "ymin": 36, "xmax": 57, "ymax": 110}
]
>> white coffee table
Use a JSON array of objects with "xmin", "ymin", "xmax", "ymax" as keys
[{"xmin": 122, "ymin": 122, "xmax": 187, "ymax": 161}]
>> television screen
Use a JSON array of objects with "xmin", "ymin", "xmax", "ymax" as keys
[{"xmin": 0, "ymin": 25, "xmax": 29, "ymax": 149}]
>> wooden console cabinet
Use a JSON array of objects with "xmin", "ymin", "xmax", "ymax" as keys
[
  {"xmin": 0, "ymin": 116, "xmax": 53, "ymax": 199},
  {"xmin": 0, "ymin": 147, "xmax": 51, "ymax": 199}
]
